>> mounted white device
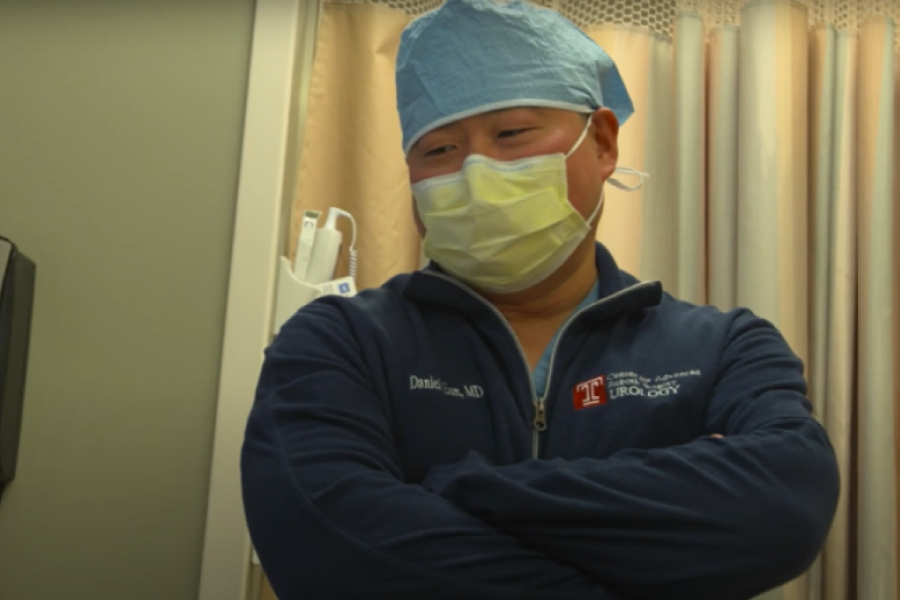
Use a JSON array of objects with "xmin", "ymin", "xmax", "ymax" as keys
[{"xmin": 273, "ymin": 207, "xmax": 358, "ymax": 335}]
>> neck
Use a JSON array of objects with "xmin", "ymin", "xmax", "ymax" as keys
[{"xmin": 480, "ymin": 237, "xmax": 598, "ymax": 326}]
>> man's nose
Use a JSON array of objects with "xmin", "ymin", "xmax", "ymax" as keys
[{"xmin": 465, "ymin": 134, "xmax": 500, "ymax": 160}]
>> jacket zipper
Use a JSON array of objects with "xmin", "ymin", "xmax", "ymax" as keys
[
  {"xmin": 422, "ymin": 272, "xmax": 652, "ymax": 460},
  {"xmin": 425, "ymin": 273, "xmax": 543, "ymax": 458},
  {"xmin": 531, "ymin": 283, "xmax": 650, "ymax": 455},
  {"xmin": 535, "ymin": 311, "xmax": 589, "ymax": 457},
  {"xmin": 532, "ymin": 398, "xmax": 546, "ymax": 459}
]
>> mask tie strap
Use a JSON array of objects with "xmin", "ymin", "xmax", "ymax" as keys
[
  {"xmin": 584, "ymin": 168, "xmax": 648, "ymax": 227},
  {"xmin": 608, "ymin": 166, "xmax": 650, "ymax": 192}
]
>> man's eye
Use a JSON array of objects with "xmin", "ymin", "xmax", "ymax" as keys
[
  {"xmin": 498, "ymin": 128, "xmax": 531, "ymax": 138},
  {"xmin": 424, "ymin": 144, "xmax": 455, "ymax": 157}
]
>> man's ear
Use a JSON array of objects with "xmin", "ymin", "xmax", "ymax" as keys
[{"xmin": 591, "ymin": 108, "xmax": 619, "ymax": 178}]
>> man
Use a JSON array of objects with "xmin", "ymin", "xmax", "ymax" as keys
[{"xmin": 241, "ymin": 1, "xmax": 839, "ymax": 599}]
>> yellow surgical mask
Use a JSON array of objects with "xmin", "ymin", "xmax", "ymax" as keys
[{"xmin": 412, "ymin": 120, "xmax": 646, "ymax": 294}]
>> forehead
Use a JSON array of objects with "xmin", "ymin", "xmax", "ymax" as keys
[{"xmin": 420, "ymin": 107, "xmax": 572, "ymax": 137}]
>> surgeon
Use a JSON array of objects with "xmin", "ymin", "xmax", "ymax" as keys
[{"xmin": 241, "ymin": 1, "xmax": 840, "ymax": 599}]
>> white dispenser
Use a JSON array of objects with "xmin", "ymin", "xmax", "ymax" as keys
[
  {"xmin": 292, "ymin": 209, "xmax": 321, "ymax": 280},
  {"xmin": 273, "ymin": 207, "xmax": 358, "ymax": 335},
  {"xmin": 306, "ymin": 209, "xmax": 341, "ymax": 284}
]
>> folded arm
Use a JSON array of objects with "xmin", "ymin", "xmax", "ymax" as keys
[
  {"xmin": 423, "ymin": 312, "xmax": 840, "ymax": 600},
  {"xmin": 242, "ymin": 301, "xmax": 621, "ymax": 600}
]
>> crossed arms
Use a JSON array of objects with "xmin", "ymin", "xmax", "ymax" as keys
[{"xmin": 242, "ymin": 304, "xmax": 839, "ymax": 600}]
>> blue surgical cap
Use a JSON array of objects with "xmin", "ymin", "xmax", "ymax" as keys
[{"xmin": 396, "ymin": 0, "xmax": 634, "ymax": 154}]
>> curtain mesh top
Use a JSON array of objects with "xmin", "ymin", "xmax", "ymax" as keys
[{"xmin": 326, "ymin": 0, "xmax": 899, "ymax": 49}]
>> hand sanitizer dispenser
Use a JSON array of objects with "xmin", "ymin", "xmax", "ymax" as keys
[
  {"xmin": 272, "ymin": 208, "xmax": 358, "ymax": 335},
  {"xmin": 0, "ymin": 236, "xmax": 36, "ymax": 498}
]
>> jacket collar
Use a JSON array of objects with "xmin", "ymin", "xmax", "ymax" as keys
[{"xmin": 403, "ymin": 242, "xmax": 663, "ymax": 321}]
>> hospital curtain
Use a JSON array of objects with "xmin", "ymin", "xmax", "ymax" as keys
[{"xmin": 288, "ymin": 1, "xmax": 900, "ymax": 599}]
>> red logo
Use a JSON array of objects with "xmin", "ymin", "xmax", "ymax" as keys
[{"xmin": 573, "ymin": 375, "xmax": 607, "ymax": 410}]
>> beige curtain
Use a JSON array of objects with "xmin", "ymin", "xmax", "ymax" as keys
[
  {"xmin": 288, "ymin": 2, "xmax": 420, "ymax": 291},
  {"xmin": 288, "ymin": 1, "xmax": 900, "ymax": 598}
]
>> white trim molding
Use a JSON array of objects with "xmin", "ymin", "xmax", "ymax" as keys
[{"xmin": 197, "ymin": 1, "xmax": 321, "ymax": 599}]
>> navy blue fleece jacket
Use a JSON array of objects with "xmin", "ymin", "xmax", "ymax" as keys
[{"xmin": 241, "ymin": 243, "xmax": 839, "ymax": 600}]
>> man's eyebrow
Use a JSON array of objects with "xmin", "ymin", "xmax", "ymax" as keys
[{"xmin": 489, "ymin": 109, "xmax": 553, "ymax": 125}]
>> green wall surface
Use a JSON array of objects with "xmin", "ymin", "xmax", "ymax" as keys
[{"xmin": 0, "ymin": 1, "xmax": 255, "ymax": 598}]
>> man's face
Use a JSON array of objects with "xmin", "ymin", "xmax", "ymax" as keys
[{"xmin": 406, "ymin": 106, "xmax": 620, "ymax": 236}]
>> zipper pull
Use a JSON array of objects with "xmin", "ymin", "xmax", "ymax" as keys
[{"xmin": 533, "ymin": 398, "xmax": 547, "ymax": 432}]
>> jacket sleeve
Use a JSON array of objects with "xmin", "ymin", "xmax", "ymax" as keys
[
  {"xmin": 422, "ymin": 311, "xmax": 840, "ymax": 600},
  {"xmin": 241, "ymin": 300, "xmax": 622, "ymax": 600}
]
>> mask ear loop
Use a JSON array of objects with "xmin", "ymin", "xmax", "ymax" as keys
[
  {"xmin": 567, "ymin": 118, "xmax": 604, "ymax": 226},
  {"xmin": 584, "ymin": 190, "xmax": 606, "ymax": 227},
  {"xmin": 564, "ymin": 117, "xmax": 594, "ymax": 159}
]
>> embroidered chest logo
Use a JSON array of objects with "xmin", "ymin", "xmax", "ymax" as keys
[
  {"xmin": 573, "ymin": 369, "xmax": 702, "ymax": 409},
  {"xmin": 573, "ymin": 375, "xmax": 607, "ymax": 410}
]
